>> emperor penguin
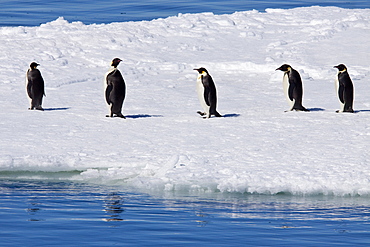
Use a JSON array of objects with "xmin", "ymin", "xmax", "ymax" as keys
[
  {"xmin": 334, "ymin": 64, "xmax": 354, "ymax": 113},
  {"xmin": 105, "ymin": 58, "xmax": 126, "ymax": 118},
  {"xmin": 193, "ymin": 67, "xmax": 222, "ymax": 118},
  {"xmin": 26, "ymin": 62, "xmax": 45, "ymax": 111},
  {"xmin": 276, "ymin": 64, "xmax": 309, "ymax": 112}
]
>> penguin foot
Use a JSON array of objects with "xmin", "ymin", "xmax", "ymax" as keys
[
  {"xmin": 298, "ymin": 109, "xmax": 310, "ymax": 112},
  {"xmin": 115, "ymin": 113, "xmax": 126, "ymax": 119},
  {"xmin": 291, "ymin": 107, "xmax": 309, "ymax": 112},
  {"xmin": 197, "ymin": 111, "xmax": 206, "ymax": 116},
  {"xmin": 214, "ymin": 112, "xmax": 222, "ymax": 117},
  {"xmin": 106, "ymin": 113, "xmax": 125, "ymax": 118},
  {"xmin": 337, "ymin": 109, "xmax": 354, "ymax": 113},
  {"xmin": 344, "ymin": 109, "xmax": 354, "ymax": 113},
  {"xmin": 35, "ymin": 107, "xmax": 44, "ymax": 111}
]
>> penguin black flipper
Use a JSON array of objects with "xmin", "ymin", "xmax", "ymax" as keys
[
  {"xmin": 206, "ymin": 75, "xmax": 222, "ymax": 117},
  {"xmin": 338, "ymin": 83, "xmax": 345, "ymax": 104},
  {"xmin": 342, "ymin": 74, "xmax": 354, "ymax": 112},
  {"xmin": 105, "ymin": 83, "xmax": 113, "ymax": 105},
  {"xmin": 288, "ymin": 79, "xmax": 295, "ymax": 102},
  {"xmin": 201, "ymin": 74, "xmax": 211, "ymax": 106},
  {"xmin": 340, "ymin": 71, "xmax": 354, "ymax": 103},
  {"xmin": 203, "ymin": 87, "xmax": 211, "ymax": 106},
  {"xmin": 26, "ymin": 79, "xmax": 33, "ymax": 99},
  {"xmin": 288, "ymin": 69, "xmax": 301, "ymax": 101}
]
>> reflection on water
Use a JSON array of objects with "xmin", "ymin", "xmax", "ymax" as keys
[
  {"xmin": 27, "ymin": 198, "xmax": 43, "ymax": 222},
  {"xmin": 1, "ymin": 180, "xmax": 370, "ymax": 246},
  {"xmin": 194, "ymin": 210, "xmax": 211, "ymax": 227},
  {"xmin": 103, "ymin": 193, "xmax": 124, "ymax": 222}
]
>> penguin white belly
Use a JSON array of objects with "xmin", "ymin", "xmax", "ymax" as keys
[
  {"xmin": 283, "ymin": 73, "xmax": 294, "ymax": 110},
  {"xmin": 335, "ymin": 77, "xmax": 344, "ymax": 112},
  {"xmin": 196, "ymin": 76, "xmax": 210, "ymax": 114}
]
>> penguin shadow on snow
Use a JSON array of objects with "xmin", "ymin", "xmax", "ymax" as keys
[
  {"xmin": 222, "ymin": 113, "xmax": 241, "ymax": 118},
  {"xmin": 352, "ymin": 110, "xmax": 370, "ymax": 113},
  {"xmin": 196, "ymin": 112, "xmax": 240, "ymax": 118},
  {"xmin": 124, "ymin": 114, "xmax": 164, "ymax": 119},
  {"xmin": 306, "ymin": 108, "xmax": 325, "ymax": 112},
  {"xmin": 42, "ymin": 107, "xmax": 70, "ymax": 111},
  {"xmin": 303, "ymin": 108, "xmax": 370, "ymax": 113}
]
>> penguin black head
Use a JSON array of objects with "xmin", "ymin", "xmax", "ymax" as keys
[
  {"xmin": 30, "ymin": 62, "xmax": 40, "ymax": 69},
  {"xmin": 334, "ymin": 64, "xmax": 347, "ymax": 72},
  {"xmin": 111, "ymin": 58, "xmax": 122, "ymax": 68},
  {"xmin": 276, "ymin": 64, "xmax": 291, "ymax": 72},
  {"xmin": 194, "ymin": 67, "xmax": 209, "ymax": 74}
]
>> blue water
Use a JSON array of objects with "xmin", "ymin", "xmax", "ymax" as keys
[
  {"xmin": 0, "ymin": 0, "xmax": 369, "ymax": 26},
  {"xmin": 1, "ymin": 180, "xmax": 370, "ymax": 246}
]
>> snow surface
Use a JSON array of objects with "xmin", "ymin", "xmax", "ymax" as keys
[{"xmin": 1, "ymin": 7, "xmax": 370, "ymax": 196}]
